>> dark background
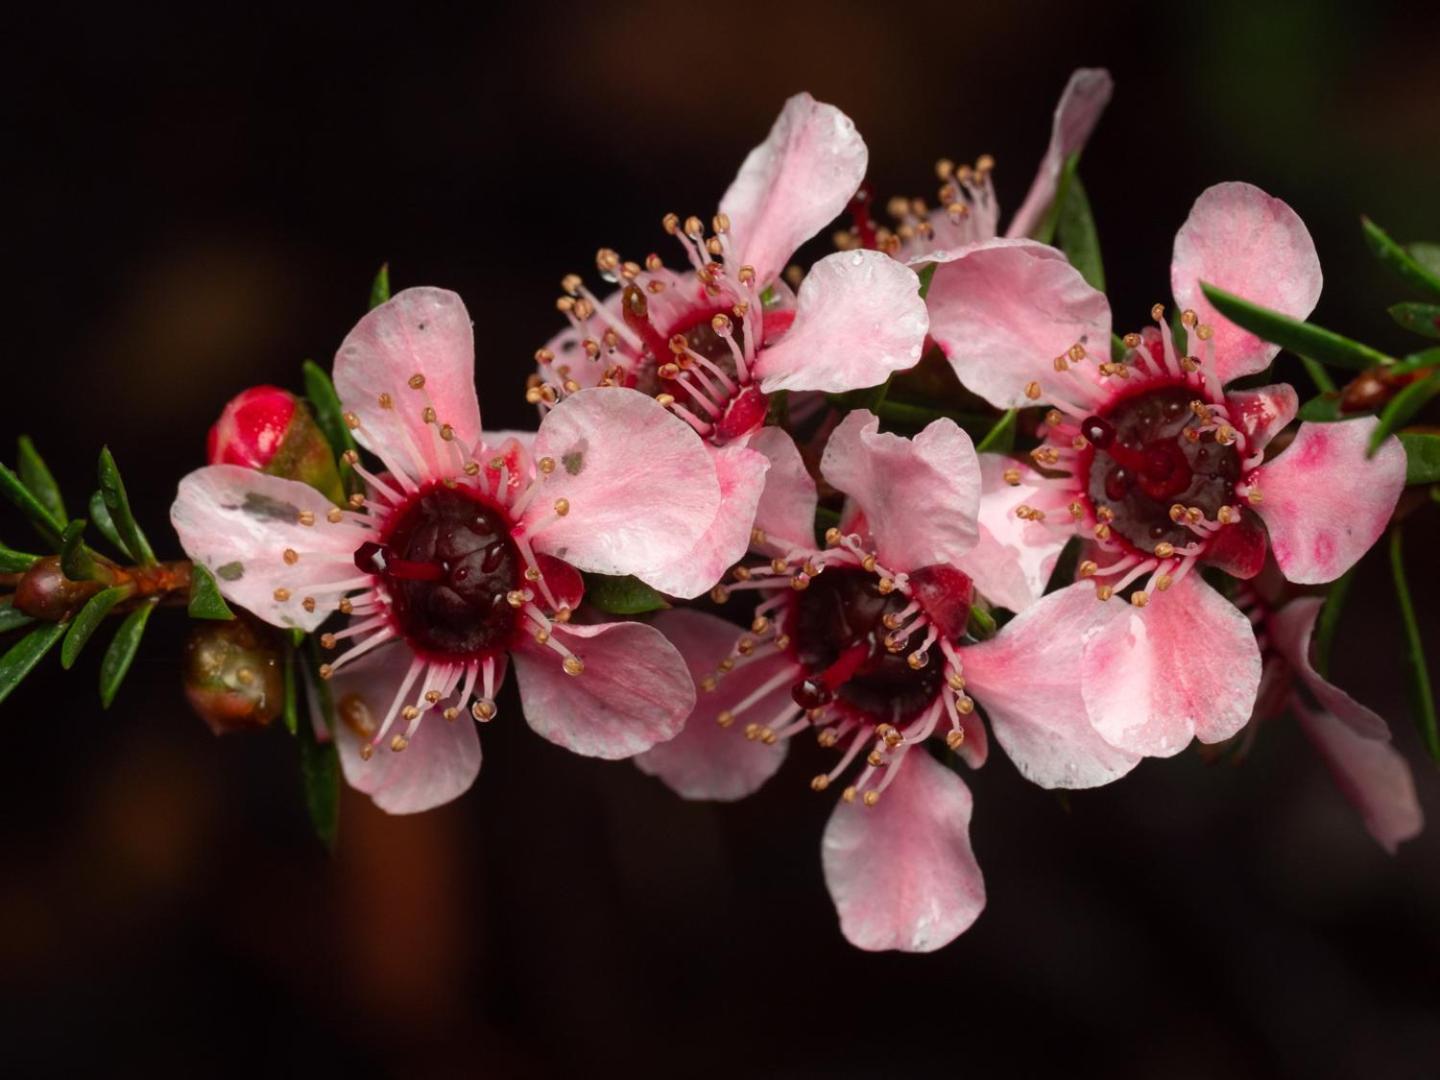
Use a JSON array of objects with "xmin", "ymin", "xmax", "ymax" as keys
[{"xmin": 5, "ymin": 2, "xmax": 1440, "ymax": 1076}]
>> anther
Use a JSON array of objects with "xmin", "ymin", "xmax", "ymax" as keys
[
  {"xmin": 473, "ymin": 700, "xmax": 497, "ymax": 721},
  {"xmin": 1025, "ymin": 381, "xmax": 1042, "ymax": 400},
  {"xmin": 563, "ymin": 657, "xmax": 584, "ymax": 676}
]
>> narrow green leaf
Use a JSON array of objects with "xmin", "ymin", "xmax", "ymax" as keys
[
  {"xmin": 0, "ymin": 600, "xmax": 35, "ymax": 635},
  {"xmin": 1168, "ymin": 311, "xmax": 1189, "ymax": 358},
  {"xmin": 1030, "ymin": 154, "xmax": 1078, "ymax": 247},
  {"xmin": 1056, "ymin": 173, "xmax": 1104, "ymax": 291},
  {"xmin": 1362, "ymin": 218, "xmax": 1440, "ymax": 299},
  {"xmin": 874, "ymin": 400, "xmax": 954, "ymax": 429},
  {"xmin": 1297, "ymin": 393, "xmax": 1344, "ymax": 422},
  {"xmin": 88, "ymin": 490, "xmax": 128, "ymax": 556},
  {"xmin": 1312, "ymin": 567, "xmax": 1355, "ymax": 678},
  {"xmin": 0, "ymin": 621, "xmax": 65, "ymax": 705},
  {"xmin": 369, "ymin": 262, "xmax": 391, "ymax": 310},
  {"xmin": 916, "ymin": 262, "xmax": 937, "ymax": 300},
  {"xmin": 1299, "ymin": 355, "xmax": 1336, "ymax": 394},
  {"xmin": 1399, "ymin": 433, "xmax": 1440, "ymax": 484},
  {"xmin": 187, "ymin": 563, "xmax": 235, "ymax": 620},
  {"xmin": 301, "ymin": 358, "xmax": 360, "ymax": 494},
  {"xmin": 1369, "ymin": 370, "xmax": 1440, "ymax": 454},
  {"xmin": 97, "ymin": 447, "xmax": 156, "ymax": 566},
  {"xmin": 1408, "ymin": 243, "xmax": 1440, "ymax": 278},
  {"xmin": 1389, "ymin": 302, "xmax": 1440, "ymax": 341},
  {"xmin": 61, "ymin": 585, "xmax": 132, "ymax": 669},
  {"xmin": 99, "ymin": 599, "xmax": 156, "ymax": 707},
  {"xmin": 59, "ymin": 520, "xmax": 98, "ymax": 581},
  {"xmin": 582, "ymin": 573, "xmax": 670, "ymax": 615},
  {"xmin": 0, "ymin": 543, "xmax": 39, "ymax": 573},
  {"xmin": 1388, "ymin": 528, "xmax": 1438, "ymax": 763},
  {"xmin": 282, "ymin": 644, "xmax": 299, "ymax": 736},
  {"xmin": 17, "ymin": 436, "xmax": 66, "ymax": 523},
  {"xmin": 0, "ymin": 461, "xmax": 64, "ymax": 547},
  {"xmin": 1199, "ymin": 283, "xmax": 1393, "ymax": 372},
  {"xmin": 975, "ymin": 409, "xmax": 1018, "ymax": 453},
  {"xmin": 1110, "ymin": 333, "xmax": 1129, "ymax": 364},
  {"xmin": 1400, "ymin": 347, "xmax": 1440, "ymax": 370},
  {"xmin": 966, "ymin": 604, "xmax": 997, "ymax": 641},
  {"xmin": 299, "ymin": 660, "xmax": 341, "ymax": 850}
]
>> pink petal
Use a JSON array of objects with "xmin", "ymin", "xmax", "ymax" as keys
[
  {"xmin": 820, "ymin": 410, "xmax": 980, "ymax": 569},
  {"xmin": 961, "ymin": 582, "xmax": 1141, "ymax": 788},
  {"xmin": 1171, "ymin": 182, "xmax": 1323, "ymax": 384},
  {"xmin": 925, "ymin": 238, "xmax": 1111, "ymax": 409},
  {"xmin": 1250, "ymin": 418, "xmax": 1406, "ymax": 585},
  {"xmin": 644, "ymin": 443, "xmax": 769, "ymax": 598},
  {"xmin": 754, "ymin": 251, "xmax": 928, "ymax": 394},
  {"xmin": 1267, "ymin": 597, "xmax": 1388, "ymax": 740},
  {"xmin": 333, "ymin": 287, "xmax": 481, "ymax": 482},
  {"xmin": 512, "ymin": 620, "xmax": 695, "ymax": 759},
  {"xmin": 171, "ymin": 465, "xmax": 366, "ymax": 633},
  {"xmin": 748, "ymin": 426, "xmax": 818, "ymax": 555},
  {"xmin": 718, "ymin": 93, "xmax": 868, "ymax": 288},
  {"xmin": 821, "ymin": 750, "xmax": 985, "ymax": 952},
  {"xmin": 1080, "ymin": 575, "xmax": 1262, "ymax": 756},
  {"xmin": 1006, "ymin": 68, "xmax": 1116, "ymax": 240},
  {"xmin": 1224, "ymin": 383, "xmax": 1299, "ymax": 454},
  {"xmin": 634, "ymin": 609, "xmax": 792, "ymax": 800},
  {"xmin": 327, "ymin": 640, "xmax": 483, "ymax": 814},
  {"xmin": 957, "ymin": 455, "xmax": 1069, "ymax": 612},
  {"xmin": 525, "ymin": 387, "xmax": 720, "ymax": 597}
]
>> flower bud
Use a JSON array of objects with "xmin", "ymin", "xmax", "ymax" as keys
[
  {"xmin": 182, "ymin": 615, "xmax": 286, "ymax": 735},
  {"xmin": 207, "ymin": 386, "xmax": 344, "ymax": 503},
  {"xmin": 13, "ymin": 556, "xmax": 105, "ymax": 620}
]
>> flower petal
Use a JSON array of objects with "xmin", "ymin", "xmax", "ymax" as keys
[
  {"xmin": 821, "ymin": 750, "xmax": 986, "ymax": 953},
  {"xmin": 525, "ymin": 387, "xmax": 720, "ymax": 597},
  {"xmin": 327, "ymin": 641, "xmax": 483, "ymax": 814},
  {"xmin": 1250, "ymin": 417, "xmax": 1406, "ymax": 585},
  {"xmin": 957, "ymin": 455, "xmax": 1069, "ymax": 612},
  {"xmin": 1171, "ymin": 182, "xmax": 1323, "ymax": 384},
  {"xmin": 513, "ymin": 619, "xmax": 695, "ymax": 759},
  {"xmin": 925, "ymin": 238, "xmax": 1111, "ymax": 409},
  {"xmin": 820, "ymin": 410, "xmax": 980, "ymax": 569},
  {"xmin": 1005, "ymin": 68, "xmax": 1115, "ymax": 240},
  {"xmin": 1081, "ymin": 575, "xmax": 1262, "ymax": 756},
  {"xmin": 1268, "ymin": 597, "xmax": 1388, "ymax": 740},
  {"xmin": 962, "ymin": 582, "xmax": 1142, "ymax": 788},
  {"xmin": 171, "ymin": 465, "xmax": 366, "ymax": 632},
  {"xmin": 754, "ymin": 251, "xmax": 928, "ymax": 394},
  {"xmin": 719, "ymin": 93, "xmax": 868, "ymax": 288},
  {"xmin": 748, "ymin": 425, "xmax": 818, "ymax": 556},
  {"xmin": 634, "ymin": 609, "xmax": 792, "ymax": 800},
  {"xmin": 333, "ymin": 287, "xmax": 481, "ymax": 482},
  {"xmin": 1224, "ymin": 383, "xmax": 1299, "ymax": 454}
]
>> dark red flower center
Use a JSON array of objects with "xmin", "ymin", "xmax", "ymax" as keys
[{"xmin": 354, "ymin": 484, "xmax": 521, "ymax": 659}]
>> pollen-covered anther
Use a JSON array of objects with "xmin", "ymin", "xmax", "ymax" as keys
[
  {"xmin": 1094, "ymin": 523, "xmax": 1112, "ymax": 541},
  {"xmin": 273, "ymin": 588, "xmax": 290, "ymax": 602},
  {"xmin": 359, "ymin": 743, "xmax": 374, "ymax": 761},
  {"xmin": 443, "ymin": 707, "xmax": 459, "ymax": 722},
  {"xmin": 1180, "ymin": 356, "xmax": 1200, "ymax": 373},
  {"xmin": 319, "ymin": 632, "xmax": 337, "ymax": 650},
  {"xmin": 338, "ymin": 599, "xmax": 353, "ymax": 615},
  {"xmin": 1215, "ymin": 425, "xmax": 1236, "ymax": 446},
  {"xmin": 866, "ymin": 750, "xmax": 885, "ymax": 767},
  {"xmin": 1169, "ymin": 504, "xmax": 1187, "ymax": 523},
  {"xmin": 1196, "ymin": 324, "xmax": 1214, "ymax": 341},
  {"xmin": 742, "ymin": 722, "xmax": 762, "ymax": 742},
  {"xmin": 301, "ymin": 597, "xmax": 316, "ymax": 613},
  {"xmin": 710, "ymin": 584, "xmax": 731, "ymax": 604},
  {"xmin": 1122, "ymin": 333, "xmax": 1142, "ymax": 349},
  {"xmin": 817, "ymin": 727, "xmax": 839, "ymax": 747},
  {"xmin": 297, "ymin": 509, "xmax": 315, "ymax": 526},
  {"xmin": 955, "ymin": 694, "xmax": 975, "ymax": 715},
  {"xmin": 1130, "ymin": 591, "xmax": 1150, "ymax": 608},
  {"xmin": 1180, "ymin": 309, "xmax": 1199, "ymax": 329},
  {"xmin": 1096, "ymin": 585, "xmax": 1114, "ymax": 601},
  {"xmin": 1003, "ymin": 468, "xmax": 1022, "ymax": 487},
  {"xmin": 1030, "ymin": 447, "xmax": 1060, "ymax": 466},
  {"xmin": 1217, "ymin": 505, "xmax": 1238, "ymax": 524},
  {"xmin": 862, "ymin": 790, "xmax": 881, "ymax": 808},
  {"xmin": 790, "ymin": 573, "xmax": 810, "ymax": 591},
  {"xmin": 946, "ymin": 729, "xmax": 966, "ymax": 750},
  {"xmin": 1078, "ymin": 559, "xmax": 1099, "ymax": 578},
  {"xmin": 1069, "ymin": 501, "xmax": 1086, "ymax": 521},
  {"xmin": 1096, "ymin": 506, "xmax": 1114, "ymax": 523},
  {"xmin": 343, "ymin": 411, "xmax": 360, "ymax": 430},
  {"xmin": 1024, "ymin": 381, "xmax": 1043, "ymax": 400},
  {"xmin": 1154, "ymin": 542, "xmax": 1176, "ymax": 559},
  {"xmin": 377, "ymin": 392, "xmax": 393, "ymax": 410},
  {"xmin": 1151, "ymin": 303, "xmax": 1166, "ymax": 321},
  {"xmin": 877, "ymin": 577, "xmax": 896, "ymax": 595},
  {"xmin": 1155, "ymin": 573, "xmax": 1174, "ymax": 591},
  {"xmin": 553, "ymin": 498, "xmax": 570, "ymax": 517},
  {"xmin": 841, "ymin": 786, "xmax": 858, "ymax": 803},
  {"xmin": 472, "ymin": 699, "xmax": 497, "ymax": 721},
  {"xmin": 421, "ymin": 406, "xmax": 437, "ymax": 424},
  {"xmin": 907, "ymin": 650, "xmax": 930, "ymax": 670},
  {"xmin": 348, "ymin": 493, "xmax": 365, "ymax": 509},
  {"xmin": 810, "ymin": 774, "xmax": 830, "ymax": 792},
  {"xmin": 562, "ymin": 656, "xmax": 584, "ymax": 676}
]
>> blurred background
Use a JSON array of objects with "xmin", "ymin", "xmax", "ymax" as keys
[{"xmin": 5, "ymin": 1, "xmax": 1440, "ymax": 1075}]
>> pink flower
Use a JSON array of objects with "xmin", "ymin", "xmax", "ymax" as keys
[
  {"xmin": 923, "ymin": 181, "xmax": 1409, "ymax": 759},
  {"xmin": 637, "ymin": 413, "xmax": 1139, "ymax": 951},
  {"xmin": 1240, "ymin": 583, "xmax": 1423, "ymax": 852},
  {"xmin": 171, "ymin": 287, "xmax": 728, "ymax": 813},
  {"xmin": 207, "ymin": 385, "xmax": 298, "ymax": 469}
]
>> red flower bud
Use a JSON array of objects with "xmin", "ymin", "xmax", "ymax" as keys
[
  {"xmin": 206, "ymin": 386, "xmax": 344, "ymax": 503},
  {"xmin": 182, "ymin": 615, "xmax": 286, "ymax": 735}
]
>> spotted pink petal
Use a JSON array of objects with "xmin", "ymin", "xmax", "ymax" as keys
[
  {"xmin": 171, "ymin": 465, "xmax": 367, "ymax": 633},
  {"xmin": 1006, "ymin": 68, "xmax": 1115, "ymax": 240},
  {"xmin": 748, "ymin": 426, "xmax": 818, "ymax": 556},
  {"xmin": 925, "ymin": 239, "xmax": 1111, "ymax": 410},
  {"xmin": 754, "ymin": 251, "xmax": 928, "ymax": 394},
  {"xmin": 512, "ymin": 619, "xmax": 694, "ymax": 759},
  {"xmin": 1171, "ymin": 182, "xmax": 1323, "ymax": 385},
  {"xmin": 326, "ymin": 640, "xmax": 483, "ymax": 814},
  {"xmin": 962, "ymin": 582, "xmax": 1142, "ymax": 788},
  {"xmin": 634, "ymin": 609, "xmax": 793, "ymax": 800},
  {"xmin": 957, "ymin": 455, "xmax": 1069, "ymax": 612},
  {"xmin": 1081, "ymin": 574, "xmax": 1262, "ymax": 757},
  {"xmin": 820, "ymin": 410, "xmax": 980, "ymax": 570},
  {"xmin": 525, "ymin": 387, "xmax": 720, "ymax": 597},
  {"xmin": 1268, "ymin": 597, "xmax": 1389, "ymax": 739},
  {"xmin": 1224, "ymin": 383, "xmax": 1299, "ymax": 454},
  {"xmin": 1250, "ymin": 417, "xmax": 1406, "ymax": 585},
  {"xmin": 821, "ymin": 749, "xmax": 985, "ymax": 953},
  {"xmin": 332, "ymin": 287, "xmax": 481, "ymax": 483},
  {"xmin": 719, "ymin": 93, "xmax": 868, "ymax": 288}
]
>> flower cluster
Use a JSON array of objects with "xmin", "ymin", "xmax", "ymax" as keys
[{"xmin": 171, "ymin": 68, "xmax": 1423, "ymax": 950}]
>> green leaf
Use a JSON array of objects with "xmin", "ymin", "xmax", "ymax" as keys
[
  {"xmin": 0, "ymin": 600, "xmax": 35, "ymax": 635},
  {"xmin": 99, "ymin": 599, "xmax": 156, "ymax": 708},
  {"xmin": 1110, "ymin": 333, "xmax": 1128, "ymax": 364},
  {"xmin": 1168, "ymin": 311, "xmax": 1189, "ymax": 358},
  {"xmin": 582, "ymin": 573, "xmax": 670, "ymax": 615},
  {"xmin": 1297, "ymin": 393, "xmax": 1344, "ymax": 422},
  {"xmin": 1389, "ymin": 302, "xmax": 1440, "ymax": 341},
  {"xmin": 966, "ymin": 604, "xmax": 997, "ymax": 641},
  {"xmin": 0, "ymin": 461, "xmax": 64, "ymax": 547},
  {"xmin": 301, "ymin": 358, "xmax": 360, "ymax": 494},
  {"xmin": 0, "ymin": 621, "xmax": 65, "ymax": 704},
  {"xmin": 369, "ymin": 262, "xmax": 391, "ymax": 310},
  {"xmin": 61, "ymin": 585, "xmax": 132, "ymax": 670},
  {"xmin": 17, "ymin": 436, "xmax": 66, "ymax": 523},
  {"xmin": 1400, "ymin": 346, "xmax": 1440, "ymax": 370},
  {"xmin": 187, "ymin": 563, "xmax": 235, "ymax": 620},
  {"xmin": 1030, "ymin": 153, "xmax": 1078, "ymax": 247},
  {"xmin": 1369, "ymin": 370, "xmax": 1440, "ymax": 454},
  {"xmin": 0, "ymin": 543, "xmax": 39, "ymax": 573},
  {"xmin": 1408, "ymin": 243, "xmax": 1440, "ymax": 277},
  {"xmin": 1362, "ymin": 218, "xmax": 1440, "ymax": 299},
  {"xmin": 97, "ymin": 447, "xmax": 156, "ymax": 566},
  {"xmin": 1199, "ymin": 283, "xmax": 1393, "ymax": 372},
  {"xmin": 916, "ymin": 262, "xmax": 937, "ymax": 300},
  {"xmin": 975, "ymin": 409, "xmax": 1018, "ymax": 453},
  {"xmin": 299, "ymin": 662, "xmax": 341, "ymax": 851},
  {"xmin": 1056, "ymin": 172, "xmax": 1104, "ymax": 291},
  {"xmin": 59, "ymin": 520, "xmax": 98, "ymax": 582},
  {"xmin": 1399, "ymin": 433, "xmax": 1440, "ymax": 484},
  {"xmin": 873, "ymin": 399, "xmax": 955, "ymax": 429},
  {"xmin": 282, "ymin": 644, "xmax": 299, "ymax": 736},
  {"xmin": 1388, "ymin": 527, "xmax": 1438, "ymax": 763},
  {"xmin": 1312, "ymin": 567, "xmax": 1355, "ymax": 678},
  {"xmin": 813, "ymin": 505, "xmax": 841, "ymax": 547},
  {"xmin": 1299, "ymin": 355, "xmax": 1336, "ymax": 394},
  {"xmin": 88, "ymin": 490, "xmax": 128, "ymax": 556}
]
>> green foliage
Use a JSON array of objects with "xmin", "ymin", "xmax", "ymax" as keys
[
  {"xmin": 1362, "ymin": 218, "xmax": 1440, "ymax": 299},
  {"xmin": 1312, "ymin": 568, "xmax": 1355, "ymax": 679},
  {"xmin": 0, "ymin": 461, "xmax": 64, "ymax": 548},
  {"xmin": 0, "ymin": 600, "xmax": 35, "ymax": 635},
  {"xmin": 1389, "ymin": 302, "xmax": 1440, "ymax": 340},
  {"xmin": 1199, "ymin": 283, "xmax": 1392, "ymax": 371},
  {"xmin": 62, "ymin": 585, "xmax": 132, "ymax": 670},
  {"xmin": 0, "ymin": 622, "xmax": 66, "ymax": 706},
  {"xmin": 17, "ymin": 437, "xmax": 66, "ymax": 523},
  {"xmin": 1369, "ymin": 370, "xmax": 1440, "ymax": 454},
  {"xmin": 99, "ymin": 599, "xmax": 157, "ymax": 707},
  {"xmin": 966, "ymin": 605, "xmax": 998, "ymax": 641},
  {"xmin": 1388, "ymin": 528, "xmax": 1438, "ymax": 763},
  {"xmin": 916, "ymin": 262, "xmax": 937, "ymax": 299},
  {"xmin": 302, "ymin": 359, "xmax": 360, "ymax": 496},
  {"xmin": 299, "ymin": 662, "xmax": 341, "ymax": 851},
  {"xmin": 1297, "ymin": 393, "xmax": 1343, "ymax": 422},
  {"xmin": 1399, "ymin": 433, "xmax": 1440, "ymax": 485},
  {"xmin": 97, "ymin": 447, "xmax": 156, "ymax": 566},
  {"xmin": 0, "ymin": 542, "xmax": 39, "ymax": 573},
  {"xmin": 59, "ymin": 520, "xmax": 98, "ymax": 582},
  {"xmin": 187, "ymin": 563, "xmax": 235, "ymax": 620},
  {"xmin": 582, "ymin": 573, "xmax": 670, "ymax": 615},
  {"xmin": 88, "ymin": 490, "xmax": 128, "ymax": 556},
  {"xmin": 369, "ymin": 262, "xmax": 391, "ymax": 310},
  {"xmin": 1056, "ymin": 171, "xmax": 1105, "ymax": 291},
  {"xmin": 975, "ymin": 409, "xmax": 1018, "ymax": 453}
]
